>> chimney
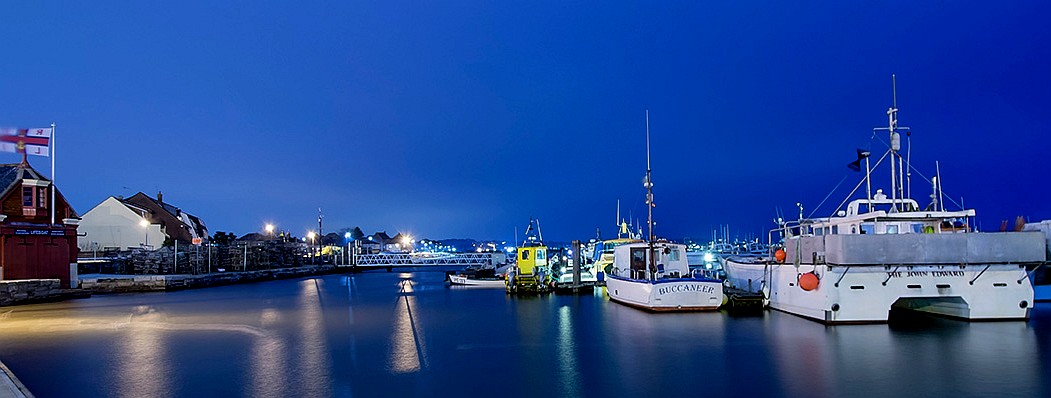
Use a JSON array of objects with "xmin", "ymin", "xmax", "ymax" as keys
[{"xmin": 157, "ymin": 191, "xmax": 163, "ymax": 203}]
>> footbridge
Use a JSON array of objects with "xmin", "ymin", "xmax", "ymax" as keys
[{"xmin": 349, "ymin": 252, "xmax": 506, "ymax": 270}]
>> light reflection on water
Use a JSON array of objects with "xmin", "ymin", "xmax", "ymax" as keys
[
  {"xmin": 117, "ymin": 306, "xmax": 170, "ymax": 398},
  {"xmin": 294, "ymin": 278, "xmax": 332, "ymax": 396},
  {"xmin": 0, "ymin": 270, "xmax": 1046, "ymax": 398},
  {"xmin": 389, "ymin": 274, "xmax": 426, "ymax": 374}
]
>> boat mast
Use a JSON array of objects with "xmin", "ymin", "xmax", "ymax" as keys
[
  {"xmin": 644, "ymin": 110, "xmax": 655, "ymax": 280},
  {"xmin": 877, "ymin": 75, "xmax": 910, "ymax": 212}
]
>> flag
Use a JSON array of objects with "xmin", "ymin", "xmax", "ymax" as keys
[
  {"xmin": 847, "ymin": 148, "xmax": 871, "ymax": 172},
  {"xmin": 0, "ymin": 127, "xmax": 51, "ymax": 157}
]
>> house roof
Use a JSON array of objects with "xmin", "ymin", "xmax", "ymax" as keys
[
  {"xmin": 0, "ymin": 162, "xmax": 79, "ymax": 221},
  {"xmin": 0, "ymin": 162, "xmax": 49, "ymax": 202},
  {"xmin": 120, "ymin": 192, "xmax": 208, "ymax": 242}
]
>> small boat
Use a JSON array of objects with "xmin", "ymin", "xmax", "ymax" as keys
[
  {"xmin": 722, "ymin": 254, "xmax": 768, "ymax": 295},
  {"xmin": 506, "ymin": 219, "xmax": 552, "ymax": 294},
  {"xmin": 447, "ymin": 273, "xmax": 506, "ymax": 288},
  {"xmin": 604, "ymin": 111, "xmax": 723, "ymax": 311},
  {"xmin": 446, "ymin": 264, "xmax": 507, "ymax": 288}
]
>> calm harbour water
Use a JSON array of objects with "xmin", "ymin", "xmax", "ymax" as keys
[{"xmin": 0, "ymin": 269, "xmax": 1048, "ymax": 398}]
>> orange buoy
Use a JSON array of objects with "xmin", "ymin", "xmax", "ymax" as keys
[
  {"xmin": 799, "ymin": 273, "xmax": 819, "ymax": 291},
  {"xmin": 774, "ymin": 249, "xmax": 786, "ymax": 263}
]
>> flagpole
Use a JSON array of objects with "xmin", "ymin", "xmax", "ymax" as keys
[{"xmin": 50, "ymin": 122, "xmax": 56, "ymax": 226}]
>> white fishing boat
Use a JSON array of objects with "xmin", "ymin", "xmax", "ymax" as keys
[
  {"xmin": 729, "ymin": 78, "xmax": 1045, "ymax": 323},
  {"xmin": 606, "ymin": 241, "xmax": 723, "ymax": 311},
  {"xmin": 605, "ymin": 111, "xmax": 723, "ymax": 311}
]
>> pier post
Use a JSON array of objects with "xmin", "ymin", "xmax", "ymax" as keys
[{"xmin": 572, "ymin": 240, "xmax": 581, "ymax": 287}]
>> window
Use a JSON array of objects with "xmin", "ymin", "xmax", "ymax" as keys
[
  {"xmin": 521, "ymin": 250, "xmax": 530, "ymax": 260},
  {"xmin": 668, "ymin": 248, "xmax": 681, "ymax": 262},
  {"xmin": 22, "ymin": 187, "xmax": 34, "ymax": 207},
  {"xmin": 37, "ymin": 188, "xmax": 46, "ymax": 209},
  {"xmin": 816, "ymin": 228, "xmax": 824, "ymax": 236},
  {"xmin": 536, "ymin": 250, "xmax": 546, "ymax": 260},
  {"xmin": 831, "ymin": 225, "xmax": 839, "ymax": 235},
  {"xmin": 630, "ymin": 248, "xmax": 647, "ymax": 271},
  {"xmin": 886, "ymin": 224, "xmax": 899, "ymax": 234},
  {"xmin": 860, "ymin": 224, "xmax": 875, "ymax": 235}
]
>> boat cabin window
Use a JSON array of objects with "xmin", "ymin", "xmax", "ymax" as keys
[
  {"xmin": 536, "ymin": 250, "xmax": 546, "ymax": 260},
  {"xmin": 886, "ymin": 224, "xmax": 899, "ymax": 234},
  {"xmin": 815, "ymin": 227, "xmax": 824, "ymax": 236},
  {"xmin": 521, "ymin": 250, "xmax": 530, "ymax": 260},
  {"xmin": 666, "ymin": 247, "xmax": 681, "ymax": 262},
  {"xmin": 831, "ymin": 225, "xmax": 839, "ymax": 235},
  {"xmin": 860, "ymin": 223, "xmax": 875, "ymax": 235},
  {"xmin": 630, "ymin": 248, "xmax": 647, "ymax": 271},
  {"xmin": 911, "ymin": 223, "xmax": 924, "ymax": 233}
]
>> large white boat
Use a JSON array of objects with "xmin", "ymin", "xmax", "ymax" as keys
[
  {"xmin": 726, "ymin": 84, "xmax": 1045, "ymax": 323},
  {"xmin": 604, "ymin": 111, "xmax": 723, "ymax": 311}
]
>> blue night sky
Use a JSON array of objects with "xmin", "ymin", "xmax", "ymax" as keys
[{"xmin": 3, "ymin": 2, "xmax": 1050, "ymax": 242}]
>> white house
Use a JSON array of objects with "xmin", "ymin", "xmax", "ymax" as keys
[{"xmin": 77, "ymin": 193, "xmax": 207, "ymax": 251}]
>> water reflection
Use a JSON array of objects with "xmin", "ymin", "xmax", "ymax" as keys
[
  {"xmin": 295, "ymin": 279, "xmax": 332, "ymax": 396},
  {"xmin": 0, "ymin": 274, "xmax": 1047, "ymax": 398},
  {"xmin": 250, "ymin": 308, "xmax": 287, "ymax": 398},
  {"xmin": 556, "ymin": 305, "xmax": 581, "ymax": 397},
  {"xmin": 766, "ymin": 311, "xmax": 1043, "ymax": 397},
  {"xmin": 117, "ymin": 306, "xmax": 171, "ymax": 398},
  {"xmin": 389, "ymin": 273, "xmax": 427, "ymax": 374}
]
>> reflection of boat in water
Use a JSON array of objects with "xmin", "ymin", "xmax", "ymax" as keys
[
  {"xmin": 604, "ymin": 112, "xmax": 723, "ymax": 311},
  {"xmin": 733, "ymin": 86, "xmax": 1044, "ymax": 323},
  {"xmin": 1022, "ymin": 220, "xmax": 1051, "ymax": 301}
]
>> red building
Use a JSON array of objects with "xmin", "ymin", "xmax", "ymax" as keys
[{"xmin": 0, "ymin": 161, "xmax": 79, "ymax": 288}]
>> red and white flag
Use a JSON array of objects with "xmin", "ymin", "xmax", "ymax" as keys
[{"xmin": 0, "ymin": 127, "xmax": 51, "ymax": 157}]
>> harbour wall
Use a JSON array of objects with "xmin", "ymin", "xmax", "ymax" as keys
[
  {"xmin": 79, "ymin": 265, "xmax": 337, "ymax": 293},
  {"xmin": 0, "ymin": 279, "xmax": 83, "ymax": 307}
]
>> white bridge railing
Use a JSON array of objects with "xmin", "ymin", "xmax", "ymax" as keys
[{"xmin": 353, "ymin": 252, "xmax": 505, "ymax": 267}]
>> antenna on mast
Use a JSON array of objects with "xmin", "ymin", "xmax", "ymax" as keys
[{"xmin": 644, "ymin": 110, "xmax": 654, "ymax": 244}]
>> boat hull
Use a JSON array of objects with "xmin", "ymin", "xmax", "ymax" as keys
[
  {"xmin": 723, "ymin": 257, "xmax": 768, "ymax": 294},
  {"xmin": 605, "ymin": 275, "xmax": 722, "ymax": 311},
  {"xmin": 766, "ymin": 262, "xmax": 1034, "ymax": 323},
  {"xmin": 447, "ymin": 274, "xmax": 506, "ymax": 288}
]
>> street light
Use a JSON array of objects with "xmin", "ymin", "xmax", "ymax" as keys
[
  {"xmin": 307, "ymin": 231, "xmax": 316, "ymax": 264},
  {"xmin": 264, "ymin": 224, "xmax": 275, "ymax": 269},
  {"xmin": 344, "ymin": 232, "xmax": 352, "ymax": 265},
  {"xmin": 139, "ymin": 218, "xmax": 149, "ymax": 248}
]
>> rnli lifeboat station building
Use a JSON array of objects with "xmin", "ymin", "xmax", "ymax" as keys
[{"xmin": 0, "ymin": 162, "xmax": 79, "ymax": 288}]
